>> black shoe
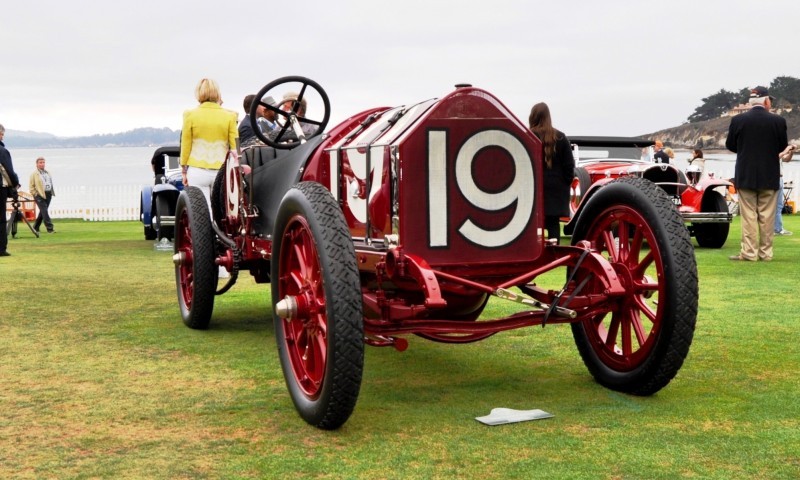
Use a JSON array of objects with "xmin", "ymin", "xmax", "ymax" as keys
[
  {"xmin": 47, "ymin": 230, "xmax": 56, "ymax": 234},
  {"xmin": 0, "ymin": 251, "xmax": 10, "ymax": 257}
]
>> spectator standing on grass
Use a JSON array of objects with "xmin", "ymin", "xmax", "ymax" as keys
[
  {"xmin": 1, "ymin": 124, "xmax": 22, "ymax": 257},
  {"xmin": 180, "ymin": 79, "xmax": 239, "ymax": 279},
  {"xmin": 774, "ymin": 163, "xmax": 789, "ymax": 236},
  {"xmin": 528, "ymin": 102, "xmax": 575, "ymax": 244},
  {"xmin": 725, "ymin": 86, "xmax": 795, "ymax": 262},
  {"xmin": 180, "ymin": 78, "xmax": 239, "ymax": 210},
  {"xmin": 775, "ymin": 146, "xmax": 796, "ymax": 236},
  {"xmin": 29, "ymin": 157, "xmax": 56, "ymax": 234}
]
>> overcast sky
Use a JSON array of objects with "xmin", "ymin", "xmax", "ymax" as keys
[{"xmin": 2, "ymin": 0, "xmax": 798, "ymax": 138}]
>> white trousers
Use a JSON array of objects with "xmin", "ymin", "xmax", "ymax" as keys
[{"xmin": 185, "ymin": 166, "xmax": 218, "ymax": 212}]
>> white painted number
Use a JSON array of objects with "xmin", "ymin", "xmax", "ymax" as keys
[{"xmin": 428, "ymin": 130, "xmax": 534, "ymax": 248}]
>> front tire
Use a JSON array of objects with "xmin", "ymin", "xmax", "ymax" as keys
[
  {"xmin": 570, "ymin": 177, "xmax": 697, "ymax": 395},
  {"xmin": 141, "ymin": 193, "xmax": 156, "ymax": 240},
  {"xmin": 174, "ymin": 187, "xmax": 217, "ymax": 329},
  {"xmin": 271, "ymin": 182, "xmax": 364, "ymax": 429}
]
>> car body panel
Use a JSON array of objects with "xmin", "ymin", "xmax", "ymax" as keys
[
  {"xmin": 305, "ymin": 86, "xmax": 545, "ymax": 270},
  {"xmin": 140, "ymin": 145, "xmax": 182, "ymax": 239},
  {"xmin": 564, "ymin": 136, "xmax": 732, "ymax": 243}
]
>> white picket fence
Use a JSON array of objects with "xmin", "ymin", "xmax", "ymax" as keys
[{"xmin": 47, "ymin": 185, "xmax": 143, "ymax": 221}]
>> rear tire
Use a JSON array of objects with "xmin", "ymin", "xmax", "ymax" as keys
[
  {"xmin": 174, "ymin": 187, "xmax": 217, "ymax": 329},
  {"xmin": 570, "ymin": 177, "xmax": 697, "ymax": 395},
  {"xmin": 693, "ymin": 191, "xmax": 729, "ymax": 248},
  {"xmin": 211, "ymin": 165, "xmax": 225, "ymax": 227}
]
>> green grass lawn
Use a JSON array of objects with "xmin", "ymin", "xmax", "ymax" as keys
[{"xmin": 1, "ymin": 217, "xmax": 799, "ymax": 479}]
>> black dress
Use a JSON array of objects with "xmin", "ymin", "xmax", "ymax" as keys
[{"xmin": 542, "ymin": 131, "xmax": 575, "ymax": 241}]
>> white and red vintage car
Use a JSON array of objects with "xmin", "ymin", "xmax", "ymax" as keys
[
  {"xmin": 565, "ymin": 136, "xmax": 732, "ymax": 248},
  {"xmin": 172, "ymin": 77, "xmax": 699, "ymax": 429}
]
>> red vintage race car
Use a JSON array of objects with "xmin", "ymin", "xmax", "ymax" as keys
[
  {"xmin": 565, "ymin": 136, "xmax": 732, "ymax": 248},
  {"xmin": 172, "ymin": 76, "xmax": 699, "ymax": 429}
]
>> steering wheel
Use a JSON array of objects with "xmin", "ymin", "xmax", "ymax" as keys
[{"xmin": 250, "ymin": 76, "xmax": 330, "ymax": 150}]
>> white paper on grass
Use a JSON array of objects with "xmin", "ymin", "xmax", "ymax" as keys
[{"xmin": 475, "ymin": 408, "xmax": 554, "ymax": 426}]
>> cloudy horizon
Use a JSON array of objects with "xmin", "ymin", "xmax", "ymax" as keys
[{"xmin": 2, "ymin": 0, "xmax": 798, "ymax": 138}]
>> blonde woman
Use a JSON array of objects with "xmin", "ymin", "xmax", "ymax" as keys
[{"xmin": 180, "ymin": 78, "xmax": 239, "ymax": 209}]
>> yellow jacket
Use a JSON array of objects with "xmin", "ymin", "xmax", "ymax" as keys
[
  {"xmin": 29, "ymin": 169, "xmax": 55, "ymax": 198},
  {"xmin": 180, "ymin": 102, "xmax": 238, "ymax": 170}
]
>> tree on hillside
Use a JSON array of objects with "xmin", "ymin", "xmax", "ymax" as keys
[
  {"xmin": 687, "ymin": 89, "xmax": 739, "ymax": 123},
  {"xmin": 737, "ymin": 87, "xmax": 751, "ymax": 104},
  {"xmin": 769, "ymin": 76, "xmax": 800, "ymax": 104},
  {"xmin": 686, "ymin": 76, "xmax": 800, "ymax": 124}
]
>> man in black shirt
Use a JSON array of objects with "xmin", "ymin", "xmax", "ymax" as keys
[
  {"xmin": 0, "ymin": 124, "xmax": 21, "ymax": 256},
  {"xmin": 726, "ymin": 86, "xmax": 795, "ymax": 261},
  {"xmin": 653, "ymin": 140, "xmax": 670, "ymax": 163}
]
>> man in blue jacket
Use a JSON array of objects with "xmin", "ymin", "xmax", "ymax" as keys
[
  {"xmin": 1, "ymin": 124, "xmax": 22, "ymax": 256},
  {"xmin": 726, "ymin": 86, "xmax": 796, "ymax": 262}
]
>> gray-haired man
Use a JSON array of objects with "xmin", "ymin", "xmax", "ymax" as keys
[{"xmin": 726, "ymin": 86, "xmax": 795, "ymax": 261}]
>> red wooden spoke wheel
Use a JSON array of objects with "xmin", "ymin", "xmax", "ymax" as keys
[
  {"xmin": 174, "ymin": 187, "xmax": 217, "ymax": 330},
  {"xmin": 272, "ymin": 182, "xmax": 363, "ymax": 429},
  {"xmin": 279, "ymin": 216, "xmax": 328, "ymax": 397},
  {"xmin": 570, "ymin": 177, "xmax": 697, "ymax": 395},
  {"xmin": 578, "ymin": 205, "xmax": 664, "ymax": 370}
]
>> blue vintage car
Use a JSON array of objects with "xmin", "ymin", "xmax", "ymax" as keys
[{"xmin": 140, "ymin": 146, "xmax": 182, "ymax": 240}]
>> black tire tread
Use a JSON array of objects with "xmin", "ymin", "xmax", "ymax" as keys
[
  {"xmin": 211, "ymin": 165, "xmax": 225, "ymax": 226},
  {"xmin": 693, "ymin": 190, "xmax": 729, "ymax": 249},
  {"xmin": 175, "ymin": 187, "xmax": 217, "ymax": 329},
  {"xmin": 272, "ymin": 182, "xmax": 363, "ymax": 429},
  {"xmin": 142, "ymin": 195, "xmax": 157, "ymax": 240},
  {"xmin": 571, "ymin": 176, "xmax": 698, "ymax": 395}
]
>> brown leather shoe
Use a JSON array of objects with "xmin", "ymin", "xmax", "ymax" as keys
[{"xmin": 729, "ymin": 254, "xmax": 756, "ymax": 262}]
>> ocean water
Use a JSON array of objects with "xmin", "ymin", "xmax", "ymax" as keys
[
  {"xmin": 6, "ymin": 146, "xmax": 164, "ymax": 220},
  {"xmin": 8, "ymin": 146, "xmax": 157, "ymax": 188}
]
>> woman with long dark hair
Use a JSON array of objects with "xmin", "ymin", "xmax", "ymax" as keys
[
  {"xmin": 688, "ymin": 148, "xmax": 705, "ymax": 175},
  {"xmin": 528, "ymin": 102, "xmax": 575, "ymax": 243}
]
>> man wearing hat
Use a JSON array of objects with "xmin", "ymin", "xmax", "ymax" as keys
[
  {"xmin": 256, "ymin": 95, "xmax": 279, "ymax": 133},
  {"xmin": 725, "ymin": 85, "xmax": 796, "ymax": 261},
  {"xmin": 653, "ymin": 140, "xmax": 670, "ymax": 164},
  {"xmin": 238, "ymin": 94, "xmax": 278, "ymax": 149},
  {"xmin": 279, "ymin": 92, "xmax": 317, "ymax": 137}
]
